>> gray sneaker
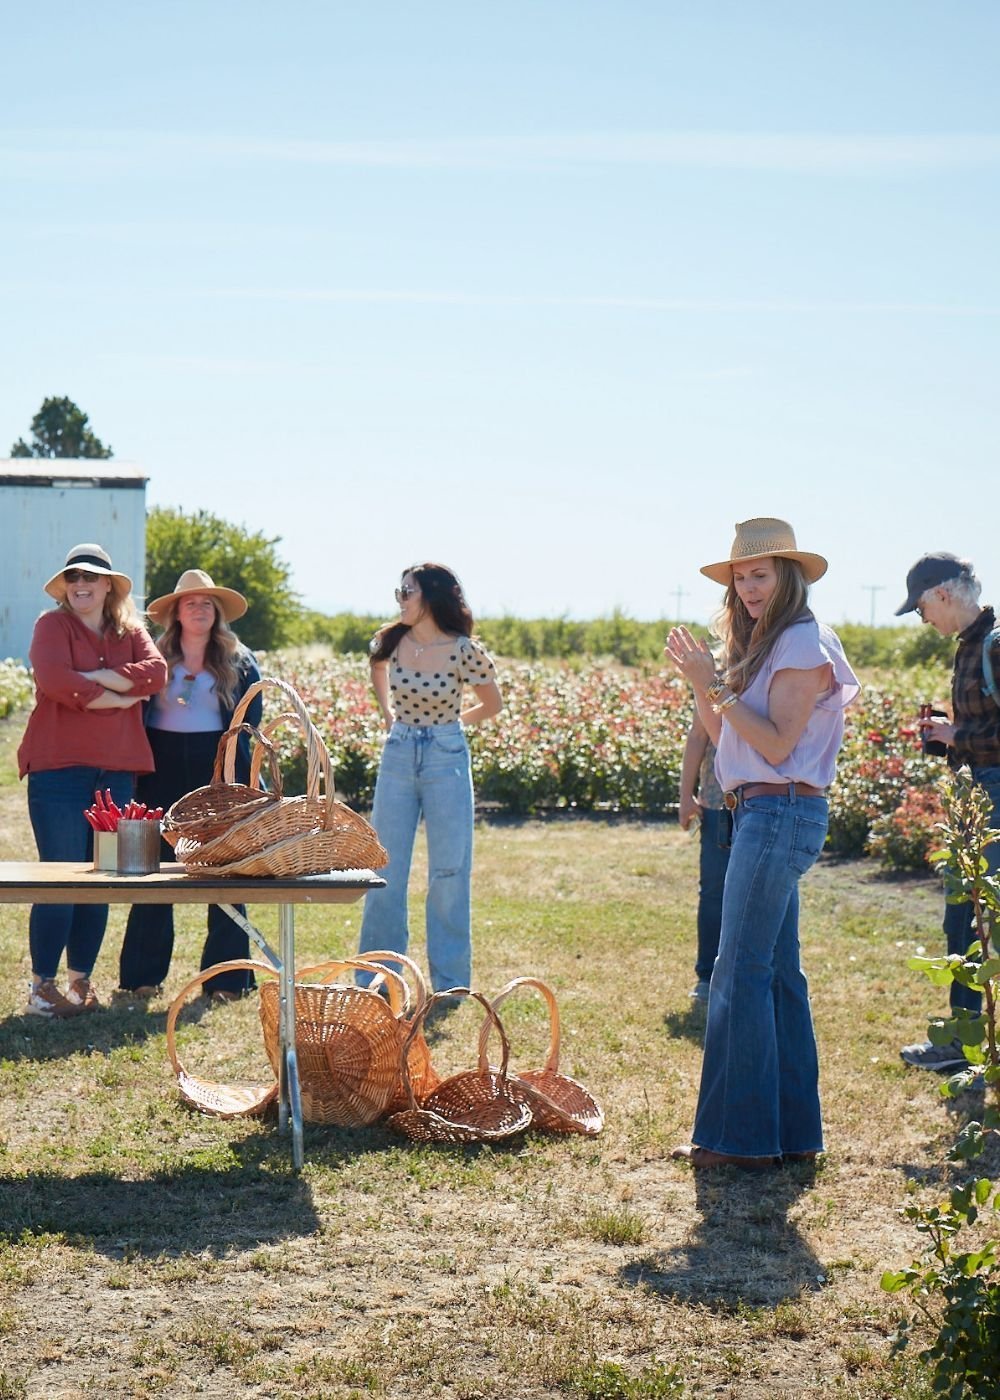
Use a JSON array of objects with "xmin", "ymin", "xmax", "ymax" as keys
[
  {"xmin": 690, "ymin": 980, "xmax": 711, "ymax": 1004},
  {"xmin": 899, "ymin": 1038, "xmax": 968, "ymax": 1072}
]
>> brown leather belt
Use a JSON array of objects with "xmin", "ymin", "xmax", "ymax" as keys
[{"xmin": 723, "ymin": 782, "xmax": 827, "ymax": 811}]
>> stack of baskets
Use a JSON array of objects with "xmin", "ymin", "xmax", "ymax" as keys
[
  {"xmin": 163, "ymin": 677, "xmax": 387, "ymax": 878},
  {"xmin": 166, "ymin": 958, "xmax": 603, "ymax": 1143}
]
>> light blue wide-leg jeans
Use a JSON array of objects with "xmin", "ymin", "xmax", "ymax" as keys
[
  {"xmin": 692, "ymin": 792, "xmax": 828, "ymax": 1159},
  {"xmin": 358, "ymin": 722, "xmax": 474, "ymax": 992}
]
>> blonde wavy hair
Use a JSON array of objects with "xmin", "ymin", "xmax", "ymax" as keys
[
  {"xmin": 154, "ymin": 602, "xmax": 245, "ymax": 707},
  {"xmin": 713, "ymin": 557, "xmax": 813, "ymax": 694}
]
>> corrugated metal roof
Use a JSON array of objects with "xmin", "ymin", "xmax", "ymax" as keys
[{"xmin": 0, "ymin": 458, "xmax": 147, "ymax": 486}]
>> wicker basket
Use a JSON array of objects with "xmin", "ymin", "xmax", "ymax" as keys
[
  {"xmin": 355, "ymin": 949, "xmax": 441, "ymax": 1113},
  {"xmin": 165, "ymin": 960, "xmax": 279, "ymax": 1118},
  {"xmin": 478, "ymin": 977, "xmax": 604, "ymax": 1136},
  {"xmin": 258, "ymin": 956, "xmax": 407, "ymax": 1126},
  {"xmin": 173, "ymin": 677, "xmax": 387, "ymax": 877},
  {"xmin": 387, "ymin": 990, "xmax": 533, "ymax": 1144},
  {"xmin": 161, "ymin": 724, "xmax": 282, "ymax": 849}
]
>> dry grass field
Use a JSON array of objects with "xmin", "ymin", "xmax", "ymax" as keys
[{"xmin": 0, "ymin": 711, "xmax": 992, "ymax": 1399}]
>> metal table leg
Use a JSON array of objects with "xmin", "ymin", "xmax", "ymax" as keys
[{"xmin": 277, "ymin": 903, "xmax": 303, "ymax": 1171}]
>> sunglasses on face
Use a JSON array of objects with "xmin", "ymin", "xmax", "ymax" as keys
[
  {"xmin": 64, "ymin": 569, "xmax": 101, "ymax": 584},
  {"xmin": 395, "ymin": 585, "xmax": 418, "ymax": 602}
]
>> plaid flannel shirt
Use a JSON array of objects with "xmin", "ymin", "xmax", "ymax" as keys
[{"xmin": 950, "ymin": 605, "xmax": 1000, "ymax": 770}]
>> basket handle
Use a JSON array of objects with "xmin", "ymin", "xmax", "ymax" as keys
[
  {"xmin": 477, "ymin": 976, "xmax": 561, "ymax": 1076},
  {"xmin": 165, "ymin": 959, "xmax": 279, "ymax": 1077},
  {"xmin": 249, "ymin": 712, "xmax": 299, "ymax": 789},
  {"xmin": 227, "ymin": 676, "xmax": 339, "ymax": 823},
  {"xmin": 293, "ymin": 956, "xmax": 409, "ymax": 1017},
  {"xmin": 210, "ymin": 722, "xmax": 284, "ymax": 797},
  {"xmin": 355, "ymin": 949, "xmax": 429, "ymax": 1018},
  {"xmin": 399, "ymin": 988, "xmax": 512, "ymax": 1113}
]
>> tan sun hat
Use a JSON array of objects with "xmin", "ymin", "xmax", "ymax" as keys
[
  {"xmin": 146, "ymin": 569, "xmax": 248, "ymax": 625},
  {"xmin": 44, "ymin": 542, "xmax": 133, "ymax": 601},
  {"xmin": 700, "ymin": 518, "xmax": 828, "ymax": 586}
]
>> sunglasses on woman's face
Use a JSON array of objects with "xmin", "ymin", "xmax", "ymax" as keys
[
  {"xmin": 395, "ymin": 584, "xmax": 418, "ymax": 602},
  {"xmin": 64, "ymin": 569, "xmax": 101, "ymax": 584}
]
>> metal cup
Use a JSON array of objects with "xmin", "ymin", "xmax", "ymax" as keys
[{"xmin": 116, "ymin": 819, "xmax": 161, "ymax": 875}]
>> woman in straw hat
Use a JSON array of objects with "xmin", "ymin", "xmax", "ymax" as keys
[
  {"xmin": 116, "ymin": 569, "xmax": 262, "ymax": 1002},
  {"xmin": 18, "ymin": 543, "xmax": 168, "ymax": 1018},
  {"xmin": 665, "ymin": 518, "xmax": 858, "ymax": 1169}
]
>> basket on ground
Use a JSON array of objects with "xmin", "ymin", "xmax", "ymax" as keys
[
  {"xmin": 173, "ymin": 676, "xmax": 388, "ymax": 877},
  {"xmin": 478, "ymin": 976, "xmax": 603, "ymax": 1135},
  {"xmin": 353, "ymin": 949, "xmax": 441, "ymax": 1112},
  {"xmin": 166, "ymin": 959, "xmax": 279, "ymax": 1118},
  {"xmin": 387, "ymin": 989, "xmax": 533, "ymax": 1144},
  {"xmin": 258, "ymin": 956, "xmax": 407, "ymax": 1126}
]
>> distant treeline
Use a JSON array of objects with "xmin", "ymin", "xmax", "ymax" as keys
[{"xmin": 293, "ymin": 610, "xmax": 952, "ymax": 669}]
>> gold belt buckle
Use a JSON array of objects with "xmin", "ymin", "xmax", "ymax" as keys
[{"xmin": 723, "ymin": 790, "xmax": 740, "ymax": 811}]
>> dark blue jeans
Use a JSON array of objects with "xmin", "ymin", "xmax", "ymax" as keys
[
  {"xmin": 27, "ymin": 766, "xmax": 135, "ymax": 980},
  {"xmin": 944, "ymin": 763, "xmax": 1000, "ymax": 1013},
  {"xmin": 696, "ymin": 807, "xmax": 731, "ymax": 982}
]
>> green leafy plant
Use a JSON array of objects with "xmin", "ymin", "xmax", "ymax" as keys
[{"xmin": 881, "ymin": 768, "xmax": 1000, "ymax": 1399}]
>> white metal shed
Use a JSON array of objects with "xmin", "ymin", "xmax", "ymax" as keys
[{"xmin": 0, "ymin": 460, "xmax": 148, "ymax": 663}]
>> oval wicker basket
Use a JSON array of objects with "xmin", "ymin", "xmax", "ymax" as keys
[
  {"xmin": 161, "ymin": 724, "xmax": 282, "ymax": 849},
  {"xmin": 174, "ymin": 677, "xmax": 387, "ymax": 877},
  {"xmin": 387, "ymin": 989, "xmax": 533, "ymax": 1144},
  {"xmin": 354, "ymin": 949, "xmax": 441, "ymax": 1113},
  {"xmin": 478, "ymin": 976, "xmax": 604, "ymax": 1136},
  {"xmin": 165, "ymin": 959, "xmax": 279, "ymax": 1118},
  {"xmin": 258, "ymin": 956, "xmax": 407, "ymax": 1126}
]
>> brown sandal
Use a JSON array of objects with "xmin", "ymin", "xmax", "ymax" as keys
[{"xmin": 671, "ymin": 1144, "xmax": 780, "ymax": 1171}]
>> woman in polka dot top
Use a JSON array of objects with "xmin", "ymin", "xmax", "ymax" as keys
[{"xmin": 358, "ymin": 563, "xmax": 503, "ymax": 994}]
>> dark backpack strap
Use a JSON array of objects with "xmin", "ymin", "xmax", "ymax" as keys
[{"xmin": 982, "ymin": 626, "xmax": 1000, "ymax": 706}]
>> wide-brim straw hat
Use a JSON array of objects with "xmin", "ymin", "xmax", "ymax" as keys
[
  {"xmin": 146, "ymin": 569, "xmax": 248, "ymax": 625},
  {"xmin": 700, "ymin": 518, "xmax": 828, "ymax": 586},
  {"xmin": 44, "ymin": 543, "xmax": 133, "ymax": 601}
]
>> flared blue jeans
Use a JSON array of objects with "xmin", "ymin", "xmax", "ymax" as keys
[
  {"xmin": 692, "ymin": 791, "xmax": 828, "ymax": 1160},
  {"xmin": 358, "ymin": 722, "xmax": 474, "ymax": 992}
]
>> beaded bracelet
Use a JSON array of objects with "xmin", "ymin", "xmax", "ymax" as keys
[
  {"xmin": 715, "ymin": 691, "xmax": 739, "ymax": 713},
  {"xmin": 705, "ymin": 677, "xmax": 728, "ymax": 704}
]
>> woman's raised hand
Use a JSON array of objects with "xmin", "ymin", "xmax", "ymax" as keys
[{"xmin": 664, "ymin": 626, "xmax": 716, "ymax": 692}]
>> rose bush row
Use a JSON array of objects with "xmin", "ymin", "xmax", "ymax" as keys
[{"xmin": 262, "ymin": 652, "xmax": 955, "ymax": 870}]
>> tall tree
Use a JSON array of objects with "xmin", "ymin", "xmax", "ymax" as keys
[
  {"xmin": 145, "ymin": 506, "xmax": 301, "ymax": 652},
  {"xmin": 10, "ymin": 396, "xmax": 113, "ymax": 458}
]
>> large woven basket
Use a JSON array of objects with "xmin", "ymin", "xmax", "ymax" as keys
[
  {"xmin": 258, "ymin": 956, "xmax": 407, "ymax": 1126},
  {"xmin": 478, "ymin": 977, "xmax": 604, "ymax": 1136},
  {"xmin": 354, "ymin": 949, "xmax": 441, "ymax": 1113},
  {"xmin": 387, "ymin": 990, "xmax": 533, "ymax": 1144},
  {"xmin": 165, "ymin": 959, "xmax": 279, "ymax": 1118},
  {"xmin": 161, "ymin": 724, "xmax": 282, "ymax": 849},
  {"xmin": 174, "ymin": 677, "xmax": 388, "ymax": 877}
]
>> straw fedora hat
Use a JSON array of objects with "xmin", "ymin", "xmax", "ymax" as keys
[
  {"xmin": 700, "ymin": 518, "xmax": 828, "ymax": 586},
  {"xmin": 146, "ymin": 569, "xmax": 248, "ymax": 625},
  {"xmin": 44, "ymin": 543, "xmax": 133, "ymax": 601}
]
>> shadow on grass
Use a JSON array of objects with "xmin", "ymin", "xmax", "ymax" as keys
[
  {"xmin": 661, "ymin": 1003, "xmax": 706, "ymax": 1045},
  {"xmin": 619, "ymin": 1167, "xmax": 824, "ymax": 1308},
  {"xmin": 0, "ymin": 1132, "xmax": 322, "ymax": 1256},
  {"xmin": 0, "ymin": 1005, "xmax": 174, "ymax": 1063}
]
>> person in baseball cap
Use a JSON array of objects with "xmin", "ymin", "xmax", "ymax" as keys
[{"xmin": 897, "ymin": 550, "xmax": 1000, "ymax": 1072}]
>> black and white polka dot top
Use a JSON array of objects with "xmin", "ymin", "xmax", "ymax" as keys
[{"xmin": 386, "ymin": 635, "xmax": 496, "ymax": 725}]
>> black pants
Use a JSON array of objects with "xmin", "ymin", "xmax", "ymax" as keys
[{"xmin": 118, "ymin": 729, "xmax": 255, "ymax": 995}]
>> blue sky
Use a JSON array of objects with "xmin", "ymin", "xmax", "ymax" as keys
[{"xmin": 2, "ymin": 2, "xmax": 998, "ymax": 626}]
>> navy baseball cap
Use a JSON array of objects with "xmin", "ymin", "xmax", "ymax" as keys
[{"xmin": 895, "ymin": 553, "xmax": 967, "ymax": 616}]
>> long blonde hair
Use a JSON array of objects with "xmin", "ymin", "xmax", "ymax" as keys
[
  {"xmin": 155, "ymin": 603, "xmax": 245, "ymax": 707},
  {"xmin": 58, "ymin": 590, "xmax": 141, "ymax": 638},
  {"xmin": 714, "ymin": 557, "xmax": 813, "ymax": 694}
]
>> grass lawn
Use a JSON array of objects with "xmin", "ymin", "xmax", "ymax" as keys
[{"xmin": 0, "ymin": 710, "xmax": 991, "ymax": 1399}]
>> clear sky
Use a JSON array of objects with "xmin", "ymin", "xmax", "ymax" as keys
[{"xmin": 2, "ymin": 1, "xmax": 998, "ymax": 627}]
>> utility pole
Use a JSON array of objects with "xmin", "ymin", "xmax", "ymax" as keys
[
  {"xmin": 673, "ymin": 585, "xmax": 689, "ymax": 622},
  {"xmin": 862, "ymin": 585, "xmax": 884, "ymax": 627}
]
